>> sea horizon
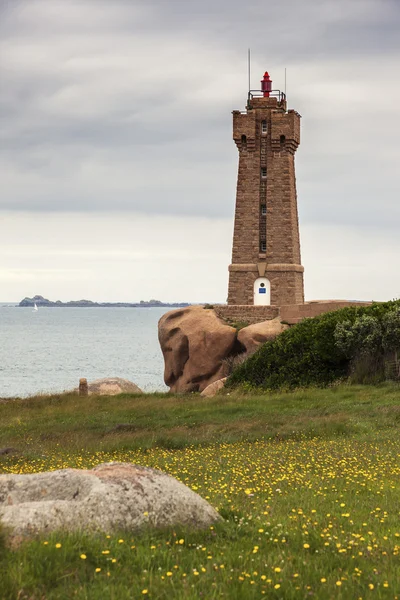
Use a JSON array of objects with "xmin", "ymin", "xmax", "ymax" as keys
[{"xmin": 0, "ymin": 306, "xmax": 173, "ymax": 398}]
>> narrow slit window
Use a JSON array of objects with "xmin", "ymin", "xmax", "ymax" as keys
[
  {"xmin": 261, "ymin": 167, "xmax": 267, "ymax": 179},
  {"xmin": 261, "ymin": 120, "xmax": 267, "ymax": 134},
  {"xmin": 260, "ymin": 241, "xmax": 267, "ymax": 253},
  {"xmin": 241, "ymin": 134, "xmax": 247, "ymax": 149},
  {"xmin": 261, "ymin": 205, "xmax": 267, "ymax": 215}
]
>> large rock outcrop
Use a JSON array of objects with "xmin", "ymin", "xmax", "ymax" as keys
[
  {"xmin": 158, "ymin": 302, "xmax": 376, "ymax": 394},
  {"xmin": 0, "ymin": 462, "xmax": 221, "ymax": 538},
  {"xmin": 158, "ymin": 306, "xmax": 242, "ymax": 393},
  {"xmin": 237, "ymin": 317, "xmax": 288, "ymax": 355}
]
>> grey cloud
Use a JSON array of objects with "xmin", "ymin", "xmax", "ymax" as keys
[
  {"xmin": 136, "ymin": 0, "xmax": 400, "ymax": 58},
  {"xmin": 0, "ymin": 0, "xmax": 399, "ymax": 229}
]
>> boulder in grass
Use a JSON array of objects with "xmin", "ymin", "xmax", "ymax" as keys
[
  {"xmin": 78, "ymin": 377, "xmax": 143, "ymax": 395},
  {"xmin": 0, "ymin": 462, "xmax": 221, "ymax": 539},
  {"xmin": 200, "ymin": 378, "xmax": 227, "ymax": 398}
]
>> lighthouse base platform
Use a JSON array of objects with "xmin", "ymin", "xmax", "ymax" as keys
[{"xmin": 215, "ymin": 301, "xmax": 372, "ymax": 326}]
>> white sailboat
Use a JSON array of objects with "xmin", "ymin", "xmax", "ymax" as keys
[{"xmin": 33, "ymin": 303, "xmax": 38, "ymax": 312}]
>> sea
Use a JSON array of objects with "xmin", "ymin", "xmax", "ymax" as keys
[{"xmin": 0, "ymin": 304, "xmax": 172, "ymax": 398}]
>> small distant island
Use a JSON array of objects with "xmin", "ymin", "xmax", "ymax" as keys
[{"xmin": 19, "ymin": 295, "xmax": 190, "ymax": 308}]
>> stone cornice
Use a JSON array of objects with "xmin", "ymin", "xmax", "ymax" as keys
[{"xmin": 229, "ymin": 263, "xmax": 304, "ymax": 273}]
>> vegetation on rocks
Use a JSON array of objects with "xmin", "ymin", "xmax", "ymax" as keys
[
  {"xmin": 227, "ymin": 300, "xmax": 400, "ymax": 391},
  {"xmin": 0, "ymin": 385, "xmax": 400, "ymax": 598}
]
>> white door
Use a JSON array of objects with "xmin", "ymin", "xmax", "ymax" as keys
[{"xmin": 254, "ymin": 277, "xmax": 271, "ymax": 305}]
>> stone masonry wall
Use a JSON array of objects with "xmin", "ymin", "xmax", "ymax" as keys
[
  {"xmin": 228, "ymin": 96, "xmax": 304, "ymax": 307},
  {"xmin": 267, "ymin": 151, "xmax": 301, "ymax": 265},
  {"xmin": 267, "ymin": 270, "xmax": 304, "ymax": 306},
  {"xmin": 280, "ymin": 301, "xmax": 373, "ymax": 324},
  {"xmin": 227, "ymin": 270, "xmax": 256, "ymax": 305},
  {"xmin": 215, "ymin": 305, "xmax": 280, "ymax": 325},
  {"xmin": 216, "ymin": 300, "xmax": 373, "ymax": 326},
  {"xmin": 228, "ymin": 268, "xmax": 304, "ymax": 306},
  {"xmin": 231, "ymin": 110, "xmax": 260, "ymax": 265}
]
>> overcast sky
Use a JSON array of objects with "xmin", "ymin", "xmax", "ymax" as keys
[{"xmin": 1, "ymin": 0, "xmax": 399, "ymax": 303}]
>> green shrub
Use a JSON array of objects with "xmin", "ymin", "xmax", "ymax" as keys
[
  {"xmin": 227, "ymin": 300, "xmax": 400, "ymax": 390},
  {"xmin": 334, "ymin": 309, "xmax": 400, "ymax": 358},
  {"xmin": 382, "ymin": 307, "xmax": 400, "ymax": 352},
  {"xmin": 227, "ymin": 320, "xmax": 249, "ymax": 332},
  {"xmin": 334, "ymin": 307, "xmax": 400, "ymax": 383},
  {"xmin": 334, "ymin": 315, "xmax": 383, "ymax": 358}
]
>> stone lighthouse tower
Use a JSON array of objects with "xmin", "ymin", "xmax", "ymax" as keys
[{"xmin": 227, "ymin": 71, "xmax": 304, "ymax": 308}]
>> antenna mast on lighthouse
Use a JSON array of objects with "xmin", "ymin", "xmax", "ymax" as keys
[{"xmin": 248, "ymin": 48, "xmax": 251, "ymax": 94}]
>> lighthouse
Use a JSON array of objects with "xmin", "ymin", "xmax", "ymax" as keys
[{"xmin": 227, "ymin": 71, "xmax": 304, "ymax": 308}]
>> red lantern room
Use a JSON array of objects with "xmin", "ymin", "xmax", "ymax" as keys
[{"xmin": 260, "ymin": 71, "xmax": 272, "ymax": 97}]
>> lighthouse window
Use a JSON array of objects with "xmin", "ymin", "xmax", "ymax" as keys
[
  {"xmin": 260, "ymin": 241, "xmax": 267, "ymax": 253},
  {"xmin": 261, "ymin": 167, "xmax": 267, "ymax": 179},
  {"xmin": 261, "ymin": 204, "xmax": 267, "ymax": 215},
  {"xmin": 261, "ymin": 120, "xmax": 267, "ymax": 134}
]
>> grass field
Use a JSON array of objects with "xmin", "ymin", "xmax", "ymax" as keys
[{"xmin": 1, "ymin": 384, "xmax": 400, "ymax": 599}]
